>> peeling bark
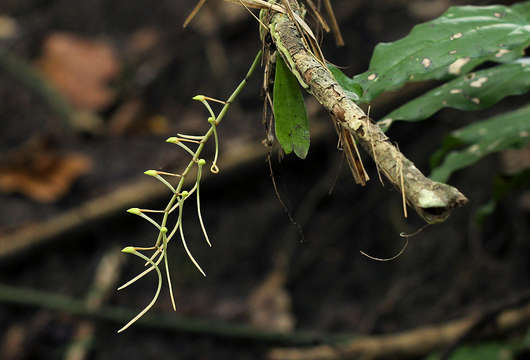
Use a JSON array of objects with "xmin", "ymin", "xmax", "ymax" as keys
[{"xmin": 266, "ymin": 2, "xmax": 467, "ymax": 223}]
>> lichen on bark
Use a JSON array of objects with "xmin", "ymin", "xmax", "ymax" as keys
[{"xmin": 264, "ymin": 0, "xmax": 467, "ymax": 224}]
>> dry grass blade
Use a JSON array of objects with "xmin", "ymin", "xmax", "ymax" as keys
[
  {"xmin": 238, "ymin": 0, "xmax": 269, "ymax": 29},
  {"xmin": 307, "ymin": 34, "xmax": 326, "ymax": 67},
  {"xmin": 279, "ymin": 0, "xmax": 318, "ymax": 43},
  {"xmin": 341, "ymin": 127, "xmax": 369, "ymax": 186},
  {"xmin": 280, "ymin": 0, "xmax": 326, "ymax": 67},
  {"xmin": 323, "ymin": 0, "xmax": 344, "ymax": 46},
  {"xmin": 400, "ymin": 158, "xmax": 408, "ymax": 218},
  {"xmin": 394, "ymin": 144, "xmax": 408, "ymax": 218},
  {"xmin": 225, "ymin": 0, "xmax": 285, "ymax": 13},
  {"xmin": 306, "ymin": 0, "xmax": 330, "ymax": 32},
  {"xmin": 228, "ymin": 0, "xmax": 317, "ymax": 42},
  {"xmin": 183, "ymin": 0, "xmax": 207, "ymax": 28},
  {"xmin": 367, "ymin": 106, "xmax": 384, "ymax": 185}
]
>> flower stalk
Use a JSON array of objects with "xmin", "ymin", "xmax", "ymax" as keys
[{"xmin": 118, "ymin": 50, "xmax": 263, "ymax": 332}]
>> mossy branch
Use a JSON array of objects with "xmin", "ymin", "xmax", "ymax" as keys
[{"xmin": 263, "ymin": 0, "xmax": 468, "ymax": 224}]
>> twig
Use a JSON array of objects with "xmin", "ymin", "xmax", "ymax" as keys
[
  {"xmin": 183, "ymin": 0, "xmax": 207, "ymax": 28},
  {"xmin": 0, "ymin": 122, "xmax": 330, "ymax": 262},
  {"xmin": 0, "ymin": 149, "xmax": 252, "ymax": 260},
  {"xmin": 322, "ymin": 0, "xmax": 344, "ymax": 46},
  {"xmin": 3, "ymin": 281, "xmax": 527, "ymax": 355},
  {"xmin": 0, "ymin": 283, "xmax": 331, "ymax": 346},
  {"xmin": 305, "ymin": 0, "xmax": 330, "ymax": 33},
  {"xmin": 269, "ymin": 297, "xmax": 530, "ymax": 360},
  {"xmin": 440, "ymin": 289, "xmax": 530, "ymax": 360},
  {"xmin": 263, "ymin": 0, "xmax": 467, "ymax": 224},
  {"xmin": 0, "ymin": 178, "xmax": 165, "ymax": 260}
]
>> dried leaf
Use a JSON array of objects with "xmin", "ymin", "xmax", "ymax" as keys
[
  {"xmin": 0, "ymin": 138, "xmax": 92, "ymax": 202},
  {"xmin": 36, "ymin": 32, "xmax": 120, "ymax": 111}
]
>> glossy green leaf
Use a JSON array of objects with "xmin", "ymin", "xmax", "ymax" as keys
[
  {"xmin": 336, "ymin": 2, "xmax": 530, "ymax": 103},
  {"xmin": 273, "ymin": 56, "xmax": 310, "ymax": 159},
  {"xmin": 380, "ymin": 59, "xmax": 530, "ymax": 129},
  {"xmin": 430, "ymin": 104, "xmax": 530, "ymax": 182}
]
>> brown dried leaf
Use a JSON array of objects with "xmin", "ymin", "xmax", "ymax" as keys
[
  {"xmin": 36, "ymin": 32, "xmax": 120, "ymax": 111},
  {"xmin": 0, "ymin": 138, "xmax": 92, "ymax": 202}
]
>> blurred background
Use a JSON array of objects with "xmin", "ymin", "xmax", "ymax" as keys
[{"xmin": 0, "ymin": 0, "xmax": 529, "ymax": 359}]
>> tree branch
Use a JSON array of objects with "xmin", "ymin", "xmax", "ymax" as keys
[
  {"xmin": 265, "ymin": 1, "xmax": 468, "ymax": 223},
  {"xmin": 0, "ymin": 283, "xmax": 332, "ymax": 346},
  {"xmin": 269, "ymin": 301, "xmax": 530, "ymax": 360}
]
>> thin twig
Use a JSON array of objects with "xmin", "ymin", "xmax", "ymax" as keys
[
  {"xmin": 440, "ymin": 289, "xmax": 530, "ymax": 360},
  {"xmin": 183, "ymin": 0, "xmax": 207, "ymax": 28},
  {"xmin": 269, "ymin": 295, "xmax": 530, "ymax": 360},
  {"xmin": 322, "ymin": 0, "xmax": 344, "ymax": 46},
  {"xmin": 0, "ymin": 283, "xmax": 330, "ymax": 346},
  {"xmin": 305, "ymin": 0, "xmax": 330, "ymax": 32}
]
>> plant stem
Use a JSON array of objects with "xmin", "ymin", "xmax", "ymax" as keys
[
  {"xmin": 120, "ymin": 50, "xmax": 263, "ymax": 305},
  {"xmin": 158, "ymin": 50, "xmax": 263, "ymax": 251}
]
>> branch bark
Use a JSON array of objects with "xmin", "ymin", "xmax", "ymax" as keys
[
  {"xmin": 1, "ymin": 283, "xmax": 528, "ymax": 358},
  {"xmin": 269, "ymin": 302, "xmax": 530, "ymax": 360},
  {"xmin": 266, "ymin": 1, "xmax": 468, "ymax": 223}
]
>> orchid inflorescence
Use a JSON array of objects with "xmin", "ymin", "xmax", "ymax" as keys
[{"xmin": 117, "ymin": 51, "xmax": 262, "ymax": 333}]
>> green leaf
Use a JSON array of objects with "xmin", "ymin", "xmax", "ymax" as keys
[
  {"xmin": 273, "ymin": 56, "xmax": 310, "ymax": 159},
  {"xmin": 475, "ymin": 199, "xmax": 497, "ymax": 224},
  {"xmin": 476, "ymin": 169, "xmax": 530, "ymax": 223},
  {"xmin": 381, "ymin": 59, "xmax": 530, "ymax": 128},
  {"xmin": 430, "ymin": 104, "xmax": 530, "ymax": 182},
  {"xmin": 426, "ymin": 327, "xmax": 530, "ymax": 360},
  {"xmin": 328, "ymin": 64, "xmax": 363, "ymax": 102},
  {"xmin": 426, "ymin": 342, "xmax": 513, "ymax": 360},
  {"xmin": 336, "ymin": 3, "xmax": 530, "ymax": 103}
]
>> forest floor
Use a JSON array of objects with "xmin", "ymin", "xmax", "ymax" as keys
[{"xmin": 0, "ymin": 0, "xmax": 529, "ymax": 359}]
